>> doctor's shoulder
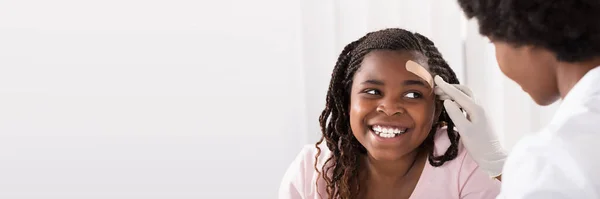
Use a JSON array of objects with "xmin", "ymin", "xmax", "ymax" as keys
[
  {"xmin": 278, "ymin": 142, "xmax": 331, "ymax": 199},
  {"xmin": 499, "ymin": 111, "xmax": 600, "ymax": 198}
]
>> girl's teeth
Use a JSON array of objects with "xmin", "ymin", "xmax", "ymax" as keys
[
  {"xmin": 371, "ymin": 126, "xmax": 408, "ymax": 138},
  {"xmin": 379, "ymin": 133, "xmax": 396, "ymax": 138},
  {"xmin": 375, "ymin": 126, "xmax": 382, "ymax": 132}
]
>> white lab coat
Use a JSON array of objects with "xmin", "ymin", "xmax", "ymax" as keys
[{"xmin": 497, "ymin": 66, "xmax": 600, "ymax": 198}]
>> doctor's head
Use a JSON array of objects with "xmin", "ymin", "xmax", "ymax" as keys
[
  {"xmin": 457, "ymin": 0, "xmax": 600, "ymax": 105},
  {"xmin": 315, "ymin": 28, "xmax": 461, "ymax": 198}
]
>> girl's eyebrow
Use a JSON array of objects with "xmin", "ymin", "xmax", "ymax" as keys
[
  {"xmin": 361, "ymin": 79, "xmax": 430, "ymax": 88},
  {"xmin": 403, "ymin": 79, "xmax": 428, "ymax": 88},
  {"xmin": 361, "ymin": 79, "xmax": 384, "ymax": 85}
]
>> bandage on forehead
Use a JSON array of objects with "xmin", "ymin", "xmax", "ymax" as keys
[{"xmin": 405, "ymin": 60, "xmax": 433, "ymax": 88}]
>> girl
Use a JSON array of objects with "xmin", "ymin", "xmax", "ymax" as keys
[{"xmin": 279, "ymin": 28, "xmax": 500, "ymax": 199}]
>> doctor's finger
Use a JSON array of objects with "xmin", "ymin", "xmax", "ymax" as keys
[
  {"xmin": 438, "ymin": 95, "xmax": 452, "ymax": 101},
  {"xmin": 434, "ymin": 76, "xmax": 477, "ymax": 114},
  {"xmin": 443, "ymin": 100, "xmax": 471, "ymax": 130},
  {"xmin": 434, "ymin": 86, "xmax": 445, "ymax": 95},
  {"xmin": 435, "ymin": 85, "xmax": 473, "ymax": 98},
  {"xmin": 454, "ymin": 85, "xmax": 473, "ymax": 98}
]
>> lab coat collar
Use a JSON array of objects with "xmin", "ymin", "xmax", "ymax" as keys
[{"xmin": 548, "ymin": 66, "xmax": 600, "ymax": 130}]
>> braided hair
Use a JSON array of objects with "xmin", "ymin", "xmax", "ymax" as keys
[{"xmin": 314, "ymin": 28, "xmax": 461, "ymax": 199}]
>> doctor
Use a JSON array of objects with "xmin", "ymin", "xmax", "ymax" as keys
[{"xmin": 434, "ymin": 0, "xmax": 600, "ymax": 198}]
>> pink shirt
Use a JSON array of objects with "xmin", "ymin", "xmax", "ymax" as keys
[{"xmin": 279, "ymin": 128, "xmax": 500, "ymax": 199}]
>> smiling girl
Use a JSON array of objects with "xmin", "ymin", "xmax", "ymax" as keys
[{"xmin": 279, "ymin": 28, "xmax": 500, "ymax": 199}]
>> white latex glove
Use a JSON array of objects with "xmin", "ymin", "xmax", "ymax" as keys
[{"xmin": 433, "ymin": 75, "xmax": 507, "ymax": 178}]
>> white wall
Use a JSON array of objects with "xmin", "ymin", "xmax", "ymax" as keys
[
  {"xmin": 0, "ymin": 0, "xmax": 305, "ymax": 198},
  {"xmin": 0, "ymin": 1, "xmax": 560, "ymax": 198}
]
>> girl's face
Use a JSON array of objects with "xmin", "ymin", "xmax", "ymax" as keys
[{"xmin": 349, "ymin": 50, "xmax": 438, "ymax": 161}]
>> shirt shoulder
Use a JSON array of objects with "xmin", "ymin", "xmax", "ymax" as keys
[
  {"xmin": 499, "ymin": 116, "xmax": 600, "ymax": 198},
  {"xmin": 278, "ymin": 143, "xmax": 331, "ymax": 199},
  {"xmin": 411, "ymin": 128, "xmax": 500, "ymax": 199}
]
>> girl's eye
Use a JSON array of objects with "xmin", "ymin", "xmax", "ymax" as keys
[
  {"xmin": 364, "ymin": 89, "xmax": 381, "ymax": 95},
  {"xmin": 404, "ymin": 92, "xmax": 423, "ymax": 99}
]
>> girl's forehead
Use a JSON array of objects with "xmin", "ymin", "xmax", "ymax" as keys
[
  {"xmin": 361, "ymin": 50, "xmax": 429, "ymax": 67},
  {"xmin": 352, "ymin": 51, "xmax": 434, "ymax": 88},
  {"xmin": 405, "ymin": 60, "xmax": 433, "ymax": 88},
  {"xmin": 358, "ymin": 50, "xmax": 430, "ymax": 73}
]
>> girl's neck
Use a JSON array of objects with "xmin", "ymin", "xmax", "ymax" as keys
[
  {"xmin": 361, "ymin": 149, "xmax": 427, "ymax": 186},
  {"xmin": 357, "ymin": 149, "xmax": 428, "ymax": 199}
]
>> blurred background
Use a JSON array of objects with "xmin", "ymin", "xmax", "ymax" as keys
[{"xmin": 0, "ymin": 0, "xmax": 559, "ymax": 198}]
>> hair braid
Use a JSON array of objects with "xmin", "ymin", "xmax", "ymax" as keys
[
  {"xmin": 315, "ymin": 37, "xmax": 366, "ymax": 198},
  {"xmin": 413, "ymin": 33, "xmax": 461, "ymax": 166}
]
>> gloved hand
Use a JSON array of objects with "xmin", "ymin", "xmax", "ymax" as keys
[{"xmin": 433, "ymin": 75, "xmax": 507, "ymax": 178}]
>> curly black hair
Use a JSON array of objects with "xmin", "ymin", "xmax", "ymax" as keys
[
  {"xmin": 457, "ymin": 0, "xmax": 600, "ymax": 62},
  {"xmin": 314, "ymin": 28, "xmax": 461, "ymax": 199}
]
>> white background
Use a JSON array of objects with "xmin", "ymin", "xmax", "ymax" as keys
[{"xmin": 0, "ymin": 0, "xmax": 558, "ymax": 198}]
